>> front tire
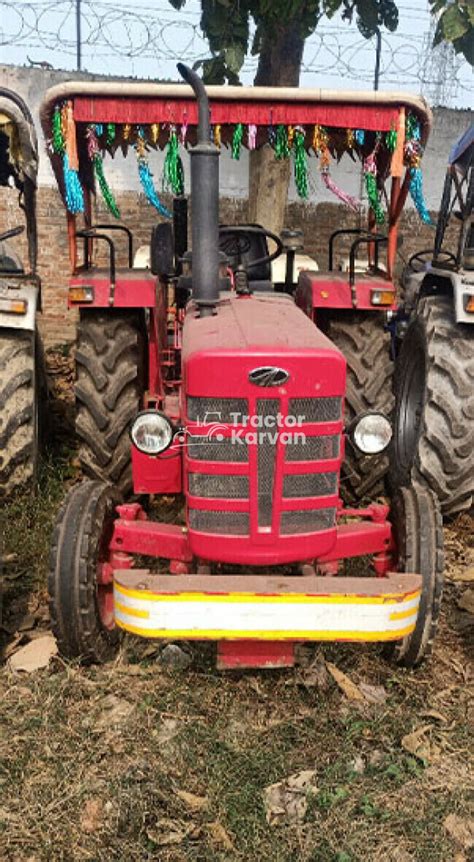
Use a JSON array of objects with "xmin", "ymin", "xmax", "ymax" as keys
[
  {"xmin": 387, "ymin": 484, "xmax": 444, "ymax": 667},
  {"xmin": 391, "ymin": 296, "xmax": 474, "ymax": 515},
  {"xmin": 49, "ymin": 480, "xmax": 122, "ymax": 662},
  {"xmin": 326, "ymin": 312, "xmax": 394, "ymax": 503},
  {"xmin": 0, "ymin": 330, "xmax": 38, "ymax": 498}
]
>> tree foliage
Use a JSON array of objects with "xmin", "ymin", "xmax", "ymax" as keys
[
  {"xmin": 168, "ymin": 0, "xmax": 399, "ymax": 83},
  {"xmin": 429, "ymin": 0, "xmax": 474, "ymax": 65}
]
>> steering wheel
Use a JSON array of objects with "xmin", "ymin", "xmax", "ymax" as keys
[
  {"xmin": 219, "ymin": 225, "xmax": 284, "ymax": 271},
  {"xmin": 408, "ymin": 248, "xmax": 456, "ymax": 273},
  {"xmin": 0, "ymin": 225, "xmax": 25, "ymax": 243}
]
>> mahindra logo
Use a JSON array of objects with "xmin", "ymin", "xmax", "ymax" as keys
[{"xmin": 248, "ymin": 366, "xmax": 290, "ymax": 387}]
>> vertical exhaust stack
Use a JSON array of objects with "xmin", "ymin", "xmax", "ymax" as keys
[{"xmin": 177, "ymin": 63, "xmax": 220, "ymax": 317}]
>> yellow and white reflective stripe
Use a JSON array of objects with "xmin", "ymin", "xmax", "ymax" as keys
[{"xmin": 113, "ymin": 584, "xmax": 420, "ymax": 642}]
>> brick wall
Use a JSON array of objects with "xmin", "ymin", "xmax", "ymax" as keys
[{"xmin": 0, "ymin": 183, "xmax": 459, "ymax": 347}]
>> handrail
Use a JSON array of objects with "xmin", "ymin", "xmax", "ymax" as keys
[{"xmin": 92, "ymin": 224, "xmax": 133, "ymax": 268}]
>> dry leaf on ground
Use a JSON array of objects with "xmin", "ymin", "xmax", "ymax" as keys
[
  {"xmin": 452, "ymin": 566, "xmax": 474, "ymax": 583},
  {"xmin": 358, "ymin": 682, "xmax": 388, "ymax": 705},
  {"xmin": 444, "ymin": 814, "xmax": 474, "ymax": 850},
  {"xmin": 80, "ymin": 798, "xmax": 104, "ymax": 834},
  {"xmin": 8, "ymin": 634, "xmax": 57, "ymax": 672},
  {"xmin": 207, "ymin": 821, "xmax": 234, "ymax": 850},
  {"xmin": 175, "ymin": 790, "xmax": 208, "ymax": 811},
  {"xmin": 326, "ymin": 662, "xmax": 364, "ymax": 701},
  {"xmin": 458, "ymin": 589, "xmax": 474, "ymax": 615},
  {"xmin": 401, "ymin": 725, "xmax": 440, "ymax": 763},
  {"xmin": 299, "ymin": 653, "xmax": 330, "ymax": 690},
  {"xmin": 263, "ymin": 769, "xmax": 318, "ymax": 825},
  {"xmin": 93, "ymin": 695, "xmax": 134, "ymax": 729},
  {"xmin": 147, "ymin": 818, "xmax": 196, "ymax": 847}
]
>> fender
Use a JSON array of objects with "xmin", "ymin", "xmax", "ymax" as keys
[
  {"xmin": 419, "ymin": 267, "xmax": 474, "ymax": 325},
  {"xmin": 0, "ymin": 280, "xmax": 39, "ymax": 331}
]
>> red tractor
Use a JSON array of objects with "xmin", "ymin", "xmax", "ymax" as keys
[{"xmin": 43, "ymin": 66, "xmax": 442, "ymax": 670}]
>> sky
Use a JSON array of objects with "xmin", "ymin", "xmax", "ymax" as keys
[{"xmin": 0, "ymin": 0, "xmax": 472, "ymax": 109}]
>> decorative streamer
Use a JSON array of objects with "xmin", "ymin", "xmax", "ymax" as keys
[
  {"xmin": 106, "ymin": 123, "xmax": 116, "ymax": 147},
  {"xmin": 150, "ymin": 123, "xmax": 160, "ymax": 144},
  {"xmin": 321, "ymin": 169, "xmax": 360, "ymax": 212},
  {"xmin": 385, "ymin": 126, "xmax": 397, "ymax": 152},
  {"xmin": 405, "ymin": 112, "xmax": 432, "ymax": 224},
  {"xmin": 180, "ymin": 118, "xmax": 188, "ymax": 146},
  {"xmin": 213, "ymin": 124, "xmax": 221, "ymax": 148},
  {"xmin": 320, "ymin": 144, "xmax": 331, "ymax": 171},
  {"xmin": 248, "ymin": 124, "xmax": 257, "ymax": 150},
  {"xmin": 409, "ymin": 167, "xmax": 432, "ymax": 224},
  {"xmin": 163, "ymin": 127, "xmax": 184, "ymax": 195},
  {"xmin": 346, "ymin": 128, "xmax": 355, "ymax": 149},
  {"xmin": 63, "ymin": 153, "xmax": 84, "ymax": 214},
  {"xmin": 94, "ymin": 156, "xmax": 120, "ymax": 218},
  {"xmin": 287, "ymin": 125, "xmax": 295, "ymax": 148},
  {"xmin": 312, "ymin": 124, "xmax": 328, "ymax": 155},
  {"xmin": 364, "ymin": 151, "xmax": 385, "ymax": 225},
  {"xmin": 355, "ymin": 129, "xmax": 365, "ymax": 146},
  {"xmin": 137, "ymin": 156, "xmax": 171, "ymax": 217},
  {"xmin": 52, "ymin": 105, "xmax": 65, "ymax": 154},
  {"xmin": 94, "ymin": 123, "xmax": 104, "ymax": 137},
  {"xmin": 231, "ymin": 123, "xmax": 244, "ymax": 159},
  {"xmin": 275, "ymin": 124, "xmax": 290, "ymax": 159},
  {"xmin": 293, "ymin": 127, "xmax": 308, "ymax": 199},
  {"xmin": 122, "ymin": 123, "xmax": 132, "ymax": 141}
]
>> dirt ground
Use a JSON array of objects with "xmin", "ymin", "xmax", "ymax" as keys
[{"xmin": 0, "ymin": 352, "xmax": 472, "ymax": 862}]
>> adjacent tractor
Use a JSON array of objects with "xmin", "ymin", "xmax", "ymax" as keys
[
  {"xmin": 44, "ymin": 66, "xmax": 443, "ymax": 671},
  {"xmin": 0, "ymin": 88, "xmax": 42, "ymax": 497},
  {"xmin": 391, "ymin": 125, "xmax": 473, "ymax": 516},
  {"xmin": 40, "ymin": 73, "xmax": 432, "ymax": 504}
]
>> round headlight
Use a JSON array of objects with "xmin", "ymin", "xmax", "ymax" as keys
[
  {"xmin": 352, "ymin": 413, "xmax": 392, "ymax": 455},
  {"xmin": 130, "ymin": 411, "xmax": 174, "ymax": 455}
]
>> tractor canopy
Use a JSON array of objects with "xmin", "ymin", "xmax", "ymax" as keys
[
  {"xmin": 0, "ymin": 88, "xmax": 38, "ymax": 273},
  {"xmin": 39, "ymin": 80, "xmax": 432, "ymax": 276}
]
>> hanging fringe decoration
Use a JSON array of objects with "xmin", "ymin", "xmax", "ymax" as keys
[
  {"xmin": 231, "ymin": 123, "xmax": 244, "ymax": 160},
  {"xmin": 52, "ymin": 105, "xmax": 65, "ymax": 154},
  {"xmin": 405, "ymin": 113, "xmax": 432, "ymax": 224},
  {"xmin": 288, "ymin": 125, "xmax": 295, "ymax": 148},
  {"xmin": 364, "ymin": 151, "xmax": 385, "ymax": 225},
  {"xmin": 123, "ymin": 123, "xmax": 132, "ymax": 141},
  {"xmin": 63, "ymin": 153, "xmax": 84, "ymax": 214},
  {"xmin": 163, "ymin": 127, "xmax": 184, "ymax": 195},
  {"xmin": 293, "ymin": 127, "xmax": 308, "ymax": 199},
  {"xmin": 95, "ymin": 123, "xmax": 104, "ymax": 137},
  {"xmin": 106, "ymin": 123, "xmax": 116, "ymax": 147},
  {"xmin": 275, "ymin": 124, "xmax": 290, "ymax": 159},
  {"xmin": 346, "ymin": 128, "xmax": 355, "ymax": 149},
  {"xmin": 248, "ymin": 124, "xmax": 257, "ymax": 151},
  {"xmin": 355, "ymin": 129, "xmax": 365, "ymax": 146},
  {"xmin": 213, "ymin": 124, "xmax": 221, "ymax": 148},
  {"xmin": 138, "ymin": 157, "xmax": 172, "ymax": 218},
  {"xmin": 150, "ymin": 123, "xmax": 160, "ymax": 145},
  {"xmin": 312, "ymin": 125, "xmax": 329, "ymax": 156},
  {"xmin": 320, "ymin": 144, "xmax": 331, "ymax": 171},
  {"xmin": 385, "ymin": 126, "xmax": 397, "ymax": 152},
  {"xmin": 321, "ymin": 169, "xmax": 360, "ymax": 212},
  {"xmin": 180, "ymin": 118, "xmax": 188, "ymax": 146}
]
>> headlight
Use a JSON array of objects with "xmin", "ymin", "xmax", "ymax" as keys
[
  {"xmin": 130, "ymin": 411, "xmax": 174, "ymax": 455},
  {"xmin": 351, "ymin": 413, "xmax": 392, "ymax": 455}
]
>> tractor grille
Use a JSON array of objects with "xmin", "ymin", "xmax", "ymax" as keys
[
  {"xmin": 289, "ymin": 397, "xmax": 342, "ymax": 423},
  {"xmin": 286, "ymin": 435, "xmax": 340, "ymax": 462},
  {"xmin": 283, "ymin": 472, "xmax": 338, "ymax": 498},
  {"xmin": 188, "ymin": 435, "xmax": 248, "ymax": 462},
  {"xmin": 280, "ymin": 507, "xmax": 336, "ymax": 535},
  {"xmin": 188, "ymin": 509, "xmax": 249, "ymax": 535},
  {"xmin": 187, "ymin": 397, "xmax": 248, "ymax": 424},
  {"xmin": 257, "ymin": 399, "xmax": 279, "ymax": 528},
  {"xmin": 189, "ymin": 473, "xmax": 249, "ymax": 499}
]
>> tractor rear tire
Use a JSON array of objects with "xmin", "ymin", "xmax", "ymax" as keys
[
  {"xmin": 75, "ymin": 311, "xmax": 145, "ymax": 496},
  {"xmin": 387, "ymin": 483, "xmax": 444, "ymax": 667},
  {"xmin": 49, "ymin": 480, "xmax": 122, "ymax": 662},
  {"xmin": 326, "ymin": 312, "xmax": 393, "ymax": 503},
  {"xmin": 390, "ymin": 296, "xmax": 474, "ymax": 515},
  {"xmin": 0, "ymin": 329, "xmax": 38, "ymax": 498}
]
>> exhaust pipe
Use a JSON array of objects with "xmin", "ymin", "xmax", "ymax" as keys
[{"xmin": 177, "ymin": 63, "xmax": 220, "ymax": 316}]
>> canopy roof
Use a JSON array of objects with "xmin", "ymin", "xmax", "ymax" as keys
[{"xmin": 40, "ymin": 80, "xmax": 432, "ymax": 143}]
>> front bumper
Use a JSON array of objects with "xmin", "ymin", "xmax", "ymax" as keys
[{"xmin": 114, "ymin": 571, "xmax": 421, "ymax": 643}]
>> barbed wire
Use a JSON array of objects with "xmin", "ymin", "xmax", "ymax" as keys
[{"xmin": 0, "ymin": 0, "xmax": 472, "ymax": 105}]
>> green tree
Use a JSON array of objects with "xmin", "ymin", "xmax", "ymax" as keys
[{"xmin": 430, "ymin": 0, "xmax": 474, "ymax": 65}]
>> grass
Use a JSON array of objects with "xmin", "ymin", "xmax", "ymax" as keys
[{"xmin": 0, "ymin": 363, "xmax": 472, "ymax": 861}]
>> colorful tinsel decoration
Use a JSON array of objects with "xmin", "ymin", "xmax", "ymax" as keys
[
  {"xmin": 275, "ymin": 124, "xmax": 290, "ymax": 159},
  {"xmin": 405, "ymin": 113, "xmax": 432, "ymax": 225},
  {"xmin": 63, "ymin": 153, "xmax": 84, "ymax": 214},
  {"xmin": 293, "ymin": 127, "xmax": 308, "ymax": 199},
  {"xmin": 151, "ymin": 123, "xmax": 160, "ymax": 144},
  {"xmin": 123, "ymin": 123, "xmax": 132, "ymax": 141},
  {"xmin": 355, "ymin": 129, "xmax": 365, "ymax": 146},
  {"xmin": 52, "ymin": 106, "xmax": 65, "ymax": 154},
  {"xmin": 287, "ymin": 125, "xmax": 295, "ymax": 148},
  {"xmin": 86, "ymin": 124, "xmax": 120, "ymax": 218},
  {"xmin": 364, "ymin": 150, "xmax": 385, "ymax": 225},
  {"xmin": 106, "ymin": 123, "xmax": 116, "ymax": 147},
  {"xmin": 321, "ymin": 168, "xmax": 360, "ymax": 212},
  {"xmin": 232, "ymin": 123, "xmax": 244, "ymax": 160},
  {"xmin": 137, "ymin": 158, "xmax": 171, "ymax": 218},
  {"xmin": 248, "ymin": 124, "xmax": 257, "ymax": 151},
  {"xmin": 346, "ymin": 128, "xmax": 355, "ymax": 149},
  {"xmin": 214, "ymin": 124, "xmax": 221, "ymax": 148},
  {"xmin": 312, "ymin": 125, "xmax": 329, "ymax": 156},
  {"xmin": 163, "ymin": 127, "xmax": 184, "ymax": 195},
  {"xmin": 385, "ymin": 126, "xmax": 397, "ymax": 152},
  {"xmin": 180, "ymin": 119, "xmax": 188, "ymax": 146}
]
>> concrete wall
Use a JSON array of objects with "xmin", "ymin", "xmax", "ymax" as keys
[{"xmin": 0, "ymin": 63, "xmax": 471, "ymax": 346}]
